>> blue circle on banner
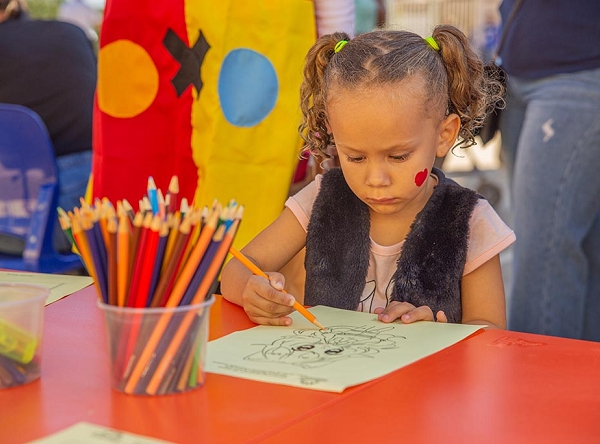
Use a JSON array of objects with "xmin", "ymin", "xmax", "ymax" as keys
[{"xmin": 218, "ymin": 49, "xmax": 278, "ymax": 127}]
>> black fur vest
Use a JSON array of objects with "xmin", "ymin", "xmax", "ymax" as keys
[{"xmin": 304, "ymin": 167, "xmax": 480, "ymax": 323}]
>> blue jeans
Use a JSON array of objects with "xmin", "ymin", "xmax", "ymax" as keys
[
  {"xmin": 54, "ymin": 150, "xmax": 92, "ymax": 253},
  {"xmin": 500, "ymin": 68, "xmax": 600, "ymax": 341}
]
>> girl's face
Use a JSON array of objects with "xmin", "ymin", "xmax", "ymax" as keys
[{"xmin": 326, "ymin": 77, "xmax": 459, "ymax": 221}]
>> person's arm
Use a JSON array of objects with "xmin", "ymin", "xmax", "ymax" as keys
[
  {"xmin": 220, "ymin": 207, "xmax": 307, "ymax": 325},
  {"xmin": 459, "ymin": 254, "xmax": 507, "ymax": 329}
]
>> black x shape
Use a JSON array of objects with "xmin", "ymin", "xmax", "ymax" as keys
[{"xmin": 163, "ymin": 29, "xmax": 210, "ymax": 97}]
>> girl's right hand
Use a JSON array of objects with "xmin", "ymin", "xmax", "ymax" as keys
[{"xmin": 240, "ymin": 273, "xmax": 296, "ymax": 326}]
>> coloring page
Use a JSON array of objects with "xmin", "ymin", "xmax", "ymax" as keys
[{"xmin": 206, "ymin": 306, "xmax": 483, "ymax": 392}]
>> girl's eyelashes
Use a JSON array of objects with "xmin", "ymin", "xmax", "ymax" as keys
[
  {"xmin": 390, "ymin": 154, "xmax": 410, "ymax": 162},
  {"xmin": 346, "ymin": 155, "xmax": 365, "ymax": 163}
]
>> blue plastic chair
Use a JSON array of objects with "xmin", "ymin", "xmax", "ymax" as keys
[{"xmin": 0, "ymin": 103, "xmax": 84, "ymax": 273}]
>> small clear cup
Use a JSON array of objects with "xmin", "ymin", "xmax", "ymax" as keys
[
  {"xmin": 98, "ymin": 295, "xmax": 215, "ymax": 396},
  {"xmin": 0, "ymin": 283, "xmax": 49, "ymax": 389}
]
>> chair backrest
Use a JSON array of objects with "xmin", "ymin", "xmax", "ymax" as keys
[{"xmin": 0, "ymin": 103, "xmax": 82, "ymax": 273}]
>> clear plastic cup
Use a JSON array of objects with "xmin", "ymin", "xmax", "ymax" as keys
[
  {"xmin": 0, "ymin": 283, "xmax": 49, "ymax": 389},
  {"xmin": 98, "ymin": 295, "xmax": 215, "ymax": 396}
]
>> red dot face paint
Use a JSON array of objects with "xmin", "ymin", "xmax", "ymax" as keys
[{"xmin": 414, "ymin": 168, "xmax": 428, "ymax": 187}]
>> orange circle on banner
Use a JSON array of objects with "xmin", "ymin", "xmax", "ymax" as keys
[{"xmin": 97, "ymin": 40, "xmax": 159, "ymax": 118}]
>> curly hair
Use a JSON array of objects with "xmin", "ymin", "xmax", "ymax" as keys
[{"xmin": 298, "ymin": 25, "xmax": 504, "ymax": 162}]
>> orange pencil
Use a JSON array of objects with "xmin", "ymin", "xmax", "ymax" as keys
[
  {"xmin": 117, "ymin": 214, "xmax": 131, "ymax": 307},
  {"xmin": 229, "ymin": 246, "xmax": 325, "ymax": 330},
  {"xmin": 107, "ymin": 217, "xmax": 118, "ymax": 306},
  {"xmin": 161, "ymin": 212, "xmax": 180, "ymax": 275},
  {"xmin": 121, "ymin": 198, "xmax": 135, "ymax": 222},
  {"xmin": 71, "ymin": 215, "xmax": 102, "ymax": 300},
  {"xmin": 123, "ymin": 207, "xmax": 221, "ymax": 394}
]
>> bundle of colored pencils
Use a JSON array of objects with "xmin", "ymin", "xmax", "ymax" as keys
[
  {"xmin": 57, "ymin": 175, "xmax": 243, "ymax": 309},
  {"xmin": 57, "ymin": 176, "xmax": 243, "ymax": 394}
]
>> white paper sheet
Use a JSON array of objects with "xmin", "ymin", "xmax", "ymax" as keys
[
  {"xmin": 28, "ymin": 422, "xmax": 171, "ymax": 443},
  {"xmin": 0, "ymin": 271, "xmax": 93, "ymax": 305},
  {"xmin": 206, "ymin": 305, "xmax": 483, "ymax": 392}
]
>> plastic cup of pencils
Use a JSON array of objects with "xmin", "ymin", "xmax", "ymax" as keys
[
  {"xmin": 98, "ymin": 295, "xmax": 215, "ymax": 396},
  {"xmin": 0, "ymin": 283, "xmax": 49, "ymax": 389}
]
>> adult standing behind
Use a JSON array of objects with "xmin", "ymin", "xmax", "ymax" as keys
[
  {"xmin": 0, "ymin": 0, "xmax": 97, "ymax": 253},
  {"xmin": 498, "ymin": 0, "xmax": 600, "ymax": 340}
]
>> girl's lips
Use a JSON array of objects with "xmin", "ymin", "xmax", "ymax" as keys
[{"xmin": 367, "ymin": 197, "xmax": 397, "ymax": 204}]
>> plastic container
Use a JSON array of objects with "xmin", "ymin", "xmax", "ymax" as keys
[
  {"xmin": 98, "ymin": 295, "xmax": 215, "ymax": 395},
  {"xmin": 0, "ymin": 283, "xmax": 49, "ymax": 389}
]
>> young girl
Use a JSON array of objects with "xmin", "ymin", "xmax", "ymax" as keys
[{"xmin": 221, "ymin": 25, "xmax": 515, "ymax": 329}]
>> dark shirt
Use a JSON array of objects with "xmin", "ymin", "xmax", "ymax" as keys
[
  {"xmin": 498, "ymin": 0, "xmax": 600, "ymax": 79},
  {"xmin": 0, "ymin": 13, "xmax": 97, "ymax": 156}
]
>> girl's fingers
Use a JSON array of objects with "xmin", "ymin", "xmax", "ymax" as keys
[
  {"xmin": 377, "ymin": 301, "xmax": 415, "ymax": 323},
  {"xmin": 247, "ymin": 314, "xmax": 293, "ymax": 326},
  {"xmin": 242, "ymin": 275, "xmax": 295, "ymax": 323},
  {"xmin": 378, "ymin": 302, "xmax": 438, "ymax": 324},
  {"xmin": 435, "ymin": 310, "xmax": 448, "ymax": 323},
  {"xmin": 399, "ymin": 305, "xmax": 435, "ymax": 323}
]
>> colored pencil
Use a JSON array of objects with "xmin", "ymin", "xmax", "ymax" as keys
[
  {"xmin": 149, "ymin": 214, "xmax": 192, "ymax": 308},
  {"xmin": 157, "ymin": 189, "xmax": 166, "ymax": 221},
  {"xmin": 147, "ymin": 176, "xmax": 158, "ymax": 215},
  {"xmin": 131, "ymin": 215, "xmax": 162, "ymax": 308},
  {"xmin": 121, "ymin": 199, "xmax": 135, "ymax": 222},
  {"xmin": 71, "ymin": 215, "xmax": 101, "ymax": 299},
  {"xmin": 166, "ymin": 175, "xmax": 179, "ymax": 215},
  {"xmin": 161, "ymin": 212, "xmax": 180, "ymax": 275},
  {"xmin": 147, "ymin": 221, "xmax": 169, "ymax": 306},
  {"xmin": 107, "ymin": 217, "xmax": 118, "ymax": 306},
  {"xmin": 229, "ymin": 246, "xmax": 325, "ymax": 330},
  {"xmin": 127, "ymin": 211, "xmax": 144, "ymax": 302},
  {"xmin": 126, "ymin": 212, "xmax": 154, "ymax": 308},
  {"xmin": 117, "ymin": 214, "xmax": 131, "ymax": 307},
  {"xmin": 82, "ymin": 213, "xmax": 108, "ymax": 303}
]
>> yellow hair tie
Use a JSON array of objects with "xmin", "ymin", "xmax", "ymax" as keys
[
  {"xmin": 425, "ymin": 36, "xmax": 440, "ymax": 51},
  {"xmin": 334, "ymin": 40, "xmax": 348, "ymax": 53}
]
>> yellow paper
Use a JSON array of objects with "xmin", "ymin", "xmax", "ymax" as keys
[
  {"xmin": 206, "ymin": 306, "xmax": 484, "ymax": 393},
  {"xmin": 0, "ymin": 271, "xmax": 93, "ymax": 305}
]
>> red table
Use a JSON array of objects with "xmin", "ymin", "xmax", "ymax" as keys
[{"xmin": 1, "ymin": 286, "xmax": 599, "ymax": 443}]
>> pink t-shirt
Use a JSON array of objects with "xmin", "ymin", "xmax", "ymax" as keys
[{"xmin": 285, "ymin": 174, "xmax": 516, "ymax": 313}]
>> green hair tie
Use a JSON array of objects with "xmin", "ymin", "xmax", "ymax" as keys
[
  {"xmin": 425, "ymin": 36, "xmax": 440, "ymax": 51},
  {"xmin": 334, "ymin": 40, "xmax": 349, "ymax": 53}
]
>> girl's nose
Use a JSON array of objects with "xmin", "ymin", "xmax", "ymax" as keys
[{"xmin": 365, "ymin": 162, "xmax": 391, "ymax": 187}]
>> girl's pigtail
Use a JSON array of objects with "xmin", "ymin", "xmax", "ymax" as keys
[
  {"xmin": 299, "ymin": 32, "xmax": 350, "ymax": 160},
  {"xmin": 432, "ymin": 25, "xmax": 504, "ymax": 147}
]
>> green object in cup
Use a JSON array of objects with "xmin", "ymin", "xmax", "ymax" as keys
[{"xmin": 0, "ymin": 318, "xmax": 38, "ymax": 364}]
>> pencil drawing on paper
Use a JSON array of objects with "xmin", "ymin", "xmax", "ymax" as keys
[{"xmin": 244, "ymin": 325, "xmax": 407, "ymax": 369}]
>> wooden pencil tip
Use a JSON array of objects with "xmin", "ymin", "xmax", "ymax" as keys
[
  {"xmin": 315, "ymin": 320, "xmax": 326, "ymax": 330},
  {"xmin": 147, "ymin": 176, "xmax": 156, "ymax": 189},
  {"xmin": 169, "ymin": 175, "xmax": 179, "ymax": 192}
]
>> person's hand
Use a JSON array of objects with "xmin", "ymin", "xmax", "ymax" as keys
[
  {"xmin": 375, "ymin": 301, "xmax": 448, "ymax": 324},
  {"xmin": 240, "ymin": 272, "xmax": 296, "ymax": 326}
]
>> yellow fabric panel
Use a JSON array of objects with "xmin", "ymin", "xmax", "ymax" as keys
[{"xmin": 185, "ymin": 0, "xmax": 316, "ymax": 249}]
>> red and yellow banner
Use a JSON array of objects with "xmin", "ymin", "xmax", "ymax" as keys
[{"xmin": 93, "ymin": 0, "xmax": 316, "ymax": 248}]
